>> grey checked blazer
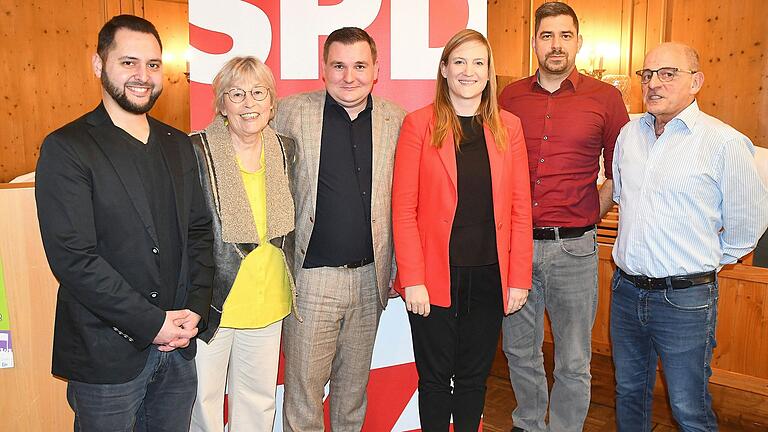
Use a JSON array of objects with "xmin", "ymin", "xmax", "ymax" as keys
[{"xmin": 272, "ymin": 90, "xmax": 406, "ymax": 307}]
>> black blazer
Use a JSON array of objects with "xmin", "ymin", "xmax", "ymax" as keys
[{"xmin": 35, "ymin": 104, "xmax": 214, "ymax": 384}]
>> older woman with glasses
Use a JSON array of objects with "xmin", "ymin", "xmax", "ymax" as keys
[{"xmin": 189, "ymin": 56, "xmax": 296, "ymax": 431}]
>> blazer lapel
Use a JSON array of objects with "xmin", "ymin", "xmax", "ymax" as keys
[
  {"xmin": 88, "ymin": 112, "xmax": 159, "ymax": 246},
  {"xmin": 302, "ymin": 92, "xmax": 325, "ymax": 213},
  {"xmin": 483, "ymin": 124, "xmax": 504, "ymax": 214},
  {"xmin": 155, "ymin": 124, "xmax": 186, "ymax": 243},
  {"xmin": 370, "ymin": 100, "xmax": 386, "ymax": 211},
  {"xmin": 437, "ymin": 128, "xmax": 458, "ymax": 193}
]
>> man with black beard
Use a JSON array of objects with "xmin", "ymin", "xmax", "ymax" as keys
[
  {"xmin": 35, "ymin": 15, "xmax": 213, "ymax": 431},
  {"xmin": 497, "ymin": 3, "xmax": 629, "ymax": 431}
]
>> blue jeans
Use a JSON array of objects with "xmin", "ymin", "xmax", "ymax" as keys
[
  {"xmin": 502, "ymin": 230, "xmax": 598, "ymax": 432},
  {"xmin": 610, "ymin": 269, "xmax": 719, "ymax": 432},
  {"xmin": 67, "ymin": 347, "xmax": 197, "ymax": 432}
]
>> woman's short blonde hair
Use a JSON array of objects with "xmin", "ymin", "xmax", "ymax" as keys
[{"xmin": 211, "ymin": 56, "xmax": 277, "ymax": 120}]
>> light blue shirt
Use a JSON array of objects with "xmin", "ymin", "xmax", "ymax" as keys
[{"xmin": 612, "ymin": 101, "xmax": 768, "ymax": 277}]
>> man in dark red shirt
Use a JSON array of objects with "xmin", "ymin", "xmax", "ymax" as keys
[{"xmin": 498, "ymin": 3, "xmax": 629, "ymax": 432}]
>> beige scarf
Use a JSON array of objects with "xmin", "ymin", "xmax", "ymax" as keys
[{"xmin": 202, "ymin": 114, "xmax": 295, "ymax": 244}]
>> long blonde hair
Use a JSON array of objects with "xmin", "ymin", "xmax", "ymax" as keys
[{"xmin": 431, "ymin": 29, "xmax": 507, "ymax": 150}]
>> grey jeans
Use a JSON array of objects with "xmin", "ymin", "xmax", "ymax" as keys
[{"xmin": 502, "ymin": 229, "xmax": 598, "ymax": 432}]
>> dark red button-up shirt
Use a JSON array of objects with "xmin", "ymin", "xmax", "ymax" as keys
[{"xmin": 499, "ymin": 69, "xmax": 629, "ymax": 227}]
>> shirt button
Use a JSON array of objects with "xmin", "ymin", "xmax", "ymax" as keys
[
  {"xmin": 362, "ymin": 191, "xmax": 367, "ymax": 196},
  {"xmin": 309, "ymin": 216, "xmax": 314, "ymax": 223},
  {"xmin": 543, "ymin": 136, "xmax": 548, "ymax": 141},
  {"xmin": 533, "ymin": 202, "xmax": 539, "ymax": 207},
  {"xmin": 545, "ymin": 114, "xmax": 551, "ymax": 119},
  {"xmin": 357, "ymin": 167, "xmax": 361, "ymax": 172},
  {"xmin": 540, "ymin": 158, "xmax": 545, "ymax": 163},
  {"xmin": 152, "ymin": 247, "xmax": 159, "ymax": 254},
  {"xmin": 536, "ymin": 179, "xmax": 541, "ymax": 184},
  {"xmin": 150, "ymin": 291, "xmax": 158, "ymax": 298},
  {"xmin": 352, "ymin": 145, "xmax": 357, "ymax": 149}
]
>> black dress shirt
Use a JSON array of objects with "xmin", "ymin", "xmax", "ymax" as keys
[
  {"xmin": 303, "ymin": 94, "xmax": 375, "ymax": 268},
  {"xmin": 120, "ymin": 129, "xmax": 181, "ymax": 308},
  {"xmin": 449, "ymin": 115, "xmax": 498, "ymax": 266}
]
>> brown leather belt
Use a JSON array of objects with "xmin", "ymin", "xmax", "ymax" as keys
[
  {"xmin": 619, "ymin": 268, "xmax": 716, "ymax": 290},
  {"xmin": 533, "ymin": 225, "xmax": 595, "ymax": 240}
]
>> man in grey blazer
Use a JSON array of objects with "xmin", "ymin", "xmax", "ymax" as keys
[{"xmin": 272, "ymin": 27, "xmax": 406, "ymax": 431}]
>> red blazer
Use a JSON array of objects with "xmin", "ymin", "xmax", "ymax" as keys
[{"xmin": 392, "ymin": 104, "xmax": 533, "ymax": 310}]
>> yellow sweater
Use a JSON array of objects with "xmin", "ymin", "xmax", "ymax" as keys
[{"xmin": 219, "ymin": 152, "xmax": 291, "ymax": 328}]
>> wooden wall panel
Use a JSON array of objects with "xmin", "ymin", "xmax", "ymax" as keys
[
  {"xmin": 558, "ymin": 0, "xmax": 627, "ymax": 75},
  {"xmin": 0, "ymin": 184, "xmax": 71, "ymax": 431},
  {"xmin": 712, "ymin": 266, "xmax": 768, "ymax": 379},
  {"xmin": 0, "ymin": 0, "xmax": 106, "ymax": 182},
  {"xmin": 488, "ymin": 0, "xmax": 532, "ymax": 78},
  {"xmin": 666, "ymin": 0, "xmax": 768, "ymax": 147},
  {"xmin": 489, "ymin": 0, "xmax": 768, "ymax": 147},
  {"xmin": 145, "ymin": 0, "xmax": 190, "ymax": 133},
  {"xmin": 0, "ymin": 0, "xmax": 191, "ymax": 183},
  {"xmin": 627, "ymin": 0, "xmax": 668, "ymax": 113},
  {"xmin": 491, "ymin": 0, "xmax": 639, "ymax": 83},
  {"xmin": 3, "ymin": 0, "xmax": 764, "ymax": 181}
]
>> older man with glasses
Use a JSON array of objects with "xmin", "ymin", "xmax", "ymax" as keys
[{"xmin": 611, "ymin": 41, "xmax": 768, "ymax": 431}]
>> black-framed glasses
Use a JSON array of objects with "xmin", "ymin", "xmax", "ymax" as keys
[
  {"xmin": 635, "ymin": 67, "xmax": 697, "ymax": 84},
  {"xmin": 224, "ymin": 86, "xmax": 269, "ymax": 103}
]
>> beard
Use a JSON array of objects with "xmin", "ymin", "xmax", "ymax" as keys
[
  {"xmin": 101, "ymin": 71, "xmax": 162, "ymax": 115},
  {"xmin": 541, "ymin": 49, "xmax": 573, "ymax": 74}
]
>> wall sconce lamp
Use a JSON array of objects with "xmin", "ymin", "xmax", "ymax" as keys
[
  {"xmin": 577, "ymin": 42, "xmax": 630, "ymax": 110},
  {"xmin": 581, "ymin": 54, "xmax": 606, "ymax": 79},
  {"xmin": 578, "ymin": 41, "xmax": 621, "ymax": 80},
  {"xmin": 162, "ymin": 47, "xmax": 192, "ymax": 84}
]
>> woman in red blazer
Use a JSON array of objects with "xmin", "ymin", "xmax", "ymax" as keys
[{"xmin": 392, "ymin": 29, "xmax": 533, "ymax": 431}]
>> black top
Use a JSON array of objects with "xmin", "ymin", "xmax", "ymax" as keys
[
  {"xmin": 303, "ymin": 94, "xmax": 375, "ymax": 268},
  {"xmin": 449, "ymin": 116, "xmax": 498, "ymax": 266},
  {"xmin": 120, "ymin": 129, "xmax": 181, "ymax": 308},
  {"xmin": 754, "ymin": 231, "xmax": 768, "ymax": 268}
]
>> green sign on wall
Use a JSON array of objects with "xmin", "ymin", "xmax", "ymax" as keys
[{"xmin": 0, "ymin": 255, "xmax": 14, "ymax": 368}]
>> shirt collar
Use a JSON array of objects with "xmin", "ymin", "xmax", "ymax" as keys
[
  {"xmin": 531, "ymin": 67, "xmax": 581, "ymax": 93},
  {"xmin": 325, "ymin": 92, "xmax": 374, "ymax": 119},
  {"xmin": 642, "ymin": 99, "xmax": 700, "ymax": 132}
]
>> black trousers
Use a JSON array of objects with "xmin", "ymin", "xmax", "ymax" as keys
[{"xmin": 408, "ymin": 263, "xmax": 503, "ymax": 432}]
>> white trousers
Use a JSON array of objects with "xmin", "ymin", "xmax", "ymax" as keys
[{"xmin": 190, "ymin": 321, "xmax": 283, "ymax": 432}]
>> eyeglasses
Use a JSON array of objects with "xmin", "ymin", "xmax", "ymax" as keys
[
  {"xmin": 224, "ymin": 86, "xmax": 269, "ymax": 103},
  {"xmin": 635, "ymin": 67, "xmax": 697, "ymax": 84}
]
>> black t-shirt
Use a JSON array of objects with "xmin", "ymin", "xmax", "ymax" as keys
[
  {"xmin": 119, "ymin": 129, "xmax": 181, "ymax": 308},
  {"xmin": 449, "ymin": 116, "xmax": 498, "ymax": 266}
]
